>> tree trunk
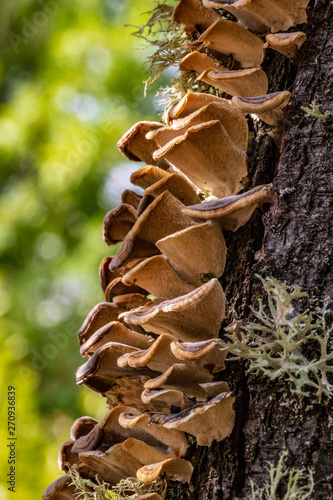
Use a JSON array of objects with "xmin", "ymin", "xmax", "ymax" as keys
[{"xmin": 169, "ymin": 1, "xmax": 333, "ymax": 498}]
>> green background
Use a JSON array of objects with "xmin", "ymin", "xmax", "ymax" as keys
[{"xmin": 0, "ymin": 0, "xmax": 165, "ymax": 496}]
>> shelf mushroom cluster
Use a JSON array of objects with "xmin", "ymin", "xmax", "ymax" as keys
[
  {"xmin": 43, "ymin": 1, "xmax": 310, "ymax": 498},
  {"xmin": 174, "ymin": 0, "xmax": 309, "ymax": 125}
]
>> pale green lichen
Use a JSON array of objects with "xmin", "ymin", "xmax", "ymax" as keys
[
  {"xmin": 247, "ymin": 451, "xmax": 314, "ymax": 500},
  {"xmin": 130, "ymin": 1, "xmax": 189, "ymax": 94},
  {"xmin": 223, "ymin": 276, "xmax": 333, "ymax": 401},
  {"xmin": 131, "ymin": 0, "xmax": 226, "ymax": 103},
  {"xmin": 67, "ymin": 467, "xmax": 167, "ymax": 500},
  {"xmin": 301, "ymin": 101, "xmax": 331, "ymax": 122}
]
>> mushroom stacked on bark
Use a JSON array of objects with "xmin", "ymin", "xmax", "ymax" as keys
[
  {"xmin": 44, "ymin": 0, "xmax": 311, "ymax": 496},
  {"xmin": 172, "ymin": 0, "xmax": 307, "ymax": 125}
]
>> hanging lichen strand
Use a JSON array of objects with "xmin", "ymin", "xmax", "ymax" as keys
[{"xmin": 42, "ymin": 1, "xmax": 311, "ymax": 498}]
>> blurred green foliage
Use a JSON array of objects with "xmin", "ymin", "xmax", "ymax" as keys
[{"xmin": 0, "ymin": 0, "xmax": 165, "ymax": 497}]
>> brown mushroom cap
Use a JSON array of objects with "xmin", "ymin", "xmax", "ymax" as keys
[
  {"xmin": 231, "ymin": 91, "xmax": 291, "ymax": 126},
  {"xmin": 71, "ymin": 423, "xmax": 104, "ymax": 454},
  {"xmin": 264, "ymin": 32, "xmax": 306, "ymax": 60},
  {"xmin": 202, "ymin": 0, "xmax": 309, "ymax": 34},
  {"xmin": 103, "ymin": 203, "xmax": 137, "ymax": 246},
  {"xmin": 178, "ymin": 51, "xmax": 222, "ymax": 74},
  {"xmin": 110, "ymin": 191, "xmax": 196, "ymax": 272},
  {"xmin": 183, "ymin": 184, "xmax": 275, "ymax": 231},
  {"xmin": 172, "ymin": 0, "xmax": 220, "ymax": 33},
  {"xmin": 144, "ymin": 174, "xmax": 201, "ymax": 206},
  {"xmin": 149, "ymin": 100, "xmax": 249, "ymax": 152},
  {"xmin": 110, "ymin": 237, "xmax": 160, "ymax": 274},
  {"xmin": 170, "ymin": 338, "xmax": 227, "ymax": 373},
  {"xmin": 42, "ymin": 476, "xmax": 82, "ymax": 500},
  {"xmin": 99, "ymin": 256, "xmax": 121, "ymax": 292},
  {"xmin": 104, "ymin": 276, "xmax": 147, "ymax": 301},
  {"xmin": 117, "ymin": 333, "xmax": 178, "ymax": 372},
  {"xmin": 166, "ymin": 92, "xmax": 228, "ymax": 124},
  {"xmin": 79, "ymin": 442, "xmax": 142, "ymax": 484},
  {"xmin": 137, "ymin": 458, "xmax": 194, "ymax": 484},
  {"xmin": 141, "ymin": 388, "xmax": 193, "ymax": 412},
  {"xmin": 122, "ymin": 278, "xmax": 225, "ymax": 341},
  {"xmin": 118, "ymin": 411, "xmax": 189, "ymax": 457},
  {"xmin": 121, "ymin": 189, "xmax": 143, "ymax": 209},
  {"xmin": 112, "ymin": 293, "xmax": 151, "ymax": 310},
  {"xmin": 130, "ymin": 165, "xmax": 171, "ymax": 190},
  {"xmin": 122, "ymin": 255, "xmax": 194, "ymax": 300},
  {"xmin": 58, "ymin": 440, "xmax": 79, "ymax": 471},
  {"xmin": 76, "ymin": 342, "xmax": 157, "ymax": 397},
  {"xmin": 117, "ymin": 121, "xmax": 169, "ymax": 168},
  {"xmin": 120, "ymin": 333, "xmax": 226, "ymax": 375},
  {"xmin": 78, "ymin": 302, "xmax": 126, "ymax": 345},
  {"xmin": 150, "ymin": 391, "xmax": 235, "ymax": 446},
  {"xmin": 198, "ymin": 67, "xmax": 268, "ymax": 97},
  {"xmin": 70, "ymin": 416, "xmax": 99, "ymax": 440},
  {"xmin": 144, "ymin": 363, "xmax": 212, "ymax": 399},
  {"xmin": 80, "ymin": 321, "xmax": 153, "ymax": 357},
  {"xmin": 188, "ymin": 18, "xmax": 264, "ymax": 69},
  {"xmin": 126, "ymin": 191, "xmax": 196, "ymax": 244},
  {"xmin": 153, "ymin": 120, "xmax": 247, "ymax": 198},
  {"xmin": 156, "ymin": 221, "xmax": 226, "ymax": 283}
]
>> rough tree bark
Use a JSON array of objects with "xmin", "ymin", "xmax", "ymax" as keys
[{"xmin": 170, "ymin": 1, "xmax": 333, "ymax": 498}]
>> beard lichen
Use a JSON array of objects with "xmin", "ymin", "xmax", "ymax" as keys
[
  {"xmin": 223, "ymin": 276, "xmax": 333, "ymax": 401},
  {"xmin": 66, "ymin": 467, "xmax": 167, "ymax": 500},
  {"xmin": 130, "ymin": 1, "xmax": 189, "ymax": 94},
  {"xmin": 247, "ymin": 451, "xmax": 314, "ymax": 500},
  {"xmin": 130, "ymin": 0, "xmax": 226, "ymax": 104}
]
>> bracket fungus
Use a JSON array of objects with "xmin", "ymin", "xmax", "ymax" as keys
[
  {"xmin": 232, "ymin": 91, "xmax": 291, "ymax": 126},
  {"xmin": 76, "ymin": 342, "xmax": 158, "ymax": 407},
  {"xmin": 117, "ymin": 121, "xmax": 169, "ymax": 169},
  {"xmin": 198, "ymin": 67, "xmax": 268, "ymax": 97},
  {"xmin": 183, "ymin": 184, "xmax": 275, "ymax": 231},
  {"xmin": 264, "ymin": 32, "xmax": 306, "ymax": 61},
  {"xmin": 110, "ymin": 191, "xmax": 196, "ymax": 272},
  {"xmin": 121, "ymin": 189, "xmax": 143, "ymax": 209},
  {"xmin": 80, "ymin": 321, "xmax": 152, "ymax": 357},
  {"xmin": 103, "ymin": 204, "xmax": 137, "ymax": 246},
  {"xmin": 165, "ymin": 91, "xmax": 233, "ymax": 124},
  {"xmin": 122, "ymin": 278, "xmax": 226, "ymax": 341},
  {"xmin": 149, "ymin": 99, "xmax": 249, "ymax": 152},
  {"xmin": 202, "ymin": 0, "xmax": 310, "ymax": 34},
  {"xmin": 144, "ymin": 363, "xmax": 212, "ymax": 399},
  {"xmin": 188, "ymin": 18, "xmax": 265, "ymax": 69},
  {"xmin": 137, "ymin": 458, "xmax": 194, "ymax": 484},
  {"xmin": 178, "ymin": 51, "xmax": 223, "ymax": 75},
  {"xmin": 122, "ymin": 255, "xmax": 195, "ymax": 300},
  {"xmin": 172, "ymin": 0, "xmax": 220, "ymax": 33},
  {"xmin": 99, "ymin": 256, "xmax": 121, "ymax": 292},
  {"xmin": 150, "ymin": 391, "xmax": 235, "ymax": 447},
  {"xmin": 78, "ymin": 302, "xmax": 126, "ymax": 345},
  {"xmin": 143, "ymin": 173, "xmax": 201, "ymax": 206},
  {"xmin": 42, "ymin": 476, "xmax": 84, "ymax": 500},
  {"xmin": 153, "ymin": 120, "xmax": 247, "ymax": 198},
  {"xmin": 44, "ymin": 0, "xmax": 311, "ymax": 493},
  {"xmin": 141, "ymin": 388, "xmax": 193, "ymax": 412},
  {"xmin": 156, "ymin": 222, "xmax": 227, "ymax": 283},
  {"xmin": 130, "ymin": 165, "xmax": 171, "ymax": 190},
  {"xmin": 119, "ymin": 333, "xmax": 226, "ymax": 375}
]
